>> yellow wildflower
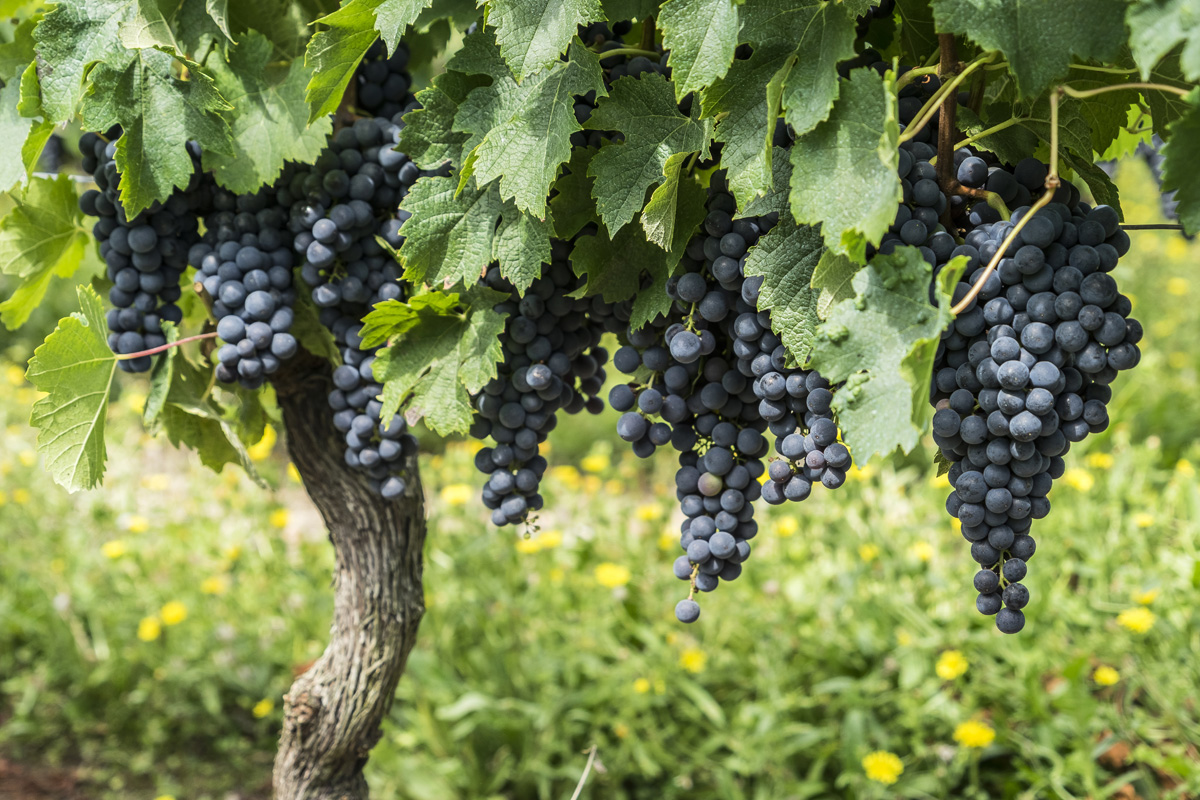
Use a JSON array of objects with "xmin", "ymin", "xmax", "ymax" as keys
[
  {"xmin": 126, "ymin": 514, "xmax": 150, "ymax": 533},
  {"xmin": 633, "ymin": 678, "xmax": 651, "ymax": 694},
  {"xmin": 1062, "ymin": 469, "xmax": 1095, "ymax": 492},
  {"xmin": 101, "ymin": 540, "xmax": 128, "ymax": 559},
  {"xmin": 440, "ymin": 484, "xmax": 473, "ymax": 506},
  {"xmin": 1166, "ymin": 237, "xmax": 1188, "ymax": 260},
  {"xmin": 635, "ymin": 503, "xmax": 661, "ymax": 521},
  {"xmin": 539, "ymin": 530, "xmax": 563, "ymax": 549},
  {"xmin": 658, "ymin": 529, "xmax": 678, "ymax": 551},
  {"xmin": 954, "ymin": 720, "xmax": 995, "ymax": 748},
  {"xmin": 141, "ymin": 473, "xmax": 170, "ymax": 491},
  {"xmin": 896, "ymin": 630, "xmax": 913, "ymax": 647},
  {"xmin": 929, "ymin": 471, "xmax": 951, "ymax": 488},
  {"xmin": 1176, "ymin": 459, "xmax": 1195, "ymax": 477},
  {"xmin": 936, "ymin": 650, "xmax": 969, "ymax": 680},
  {"xmin": 0, "ymin": 490, "xmax": 7, "ymax": 506},
  {"xmin": 1133, "ymin": 512, "xmax": 1154, "ymax": 529},
  {"xmin": 595, "ymin": 562, "xmax": 631, "ymax": 588},
  {"xmin": 549, "ymin": 465, "xmax": 581, "ymax": 488},
  {"xmin": 18, "ymin": 449, "xmax": 36, "ymax": 467},
  {"xmin": 1167, "ymin": 276, "xmax": 1189, "ymax": 296},
  {"xmin": 1117, "ymin": 606, "xmax": 1155, "ymax": 633},
  {"xmin": 1132, "ymin": 588, "xmax": 1158, "ymax": 605},
  {"xmin": 548, "ymin": 567, "xmax": 565, "ymax": 584},
  {"xmin": 1168, "ymin": 352, "xmax": 1190, "ymax": 370},
  {"xmin": 247, "ymin": 425, "xmax": 277, "ymax": 462},
  {"xmin": 159, "ymin": 601, "xmax": 188, "ymax": 626},
  {"xmin": 1086, "ymin": 452, "xmax": 1114, "ymax": 469},
  {"xmin": 859, "ymin": 544, "xmax": 880, "ymax": 562},
  {"xmin": 153, "ymin": 796, "xmax": 176, "ymax": 800},
  {"xmin": 850, "ymin": 463, "xmax": 876, "ymax": 481},
  {"xmin": 515, "ymin": 538, "xmax": 541, "ymax": 554},
  {"xmin": 287, "ymin": 462, "xmax": 301, "ymax": 483},
  {"xmin": 224, "ymin": 544, "xmax": 243, "ymax": 561},
  {"xmin": 138, "ymin": 616, "xmax": 162, "ymax": 642},
  {"xmin": 12, "ymin": 488, "xmax": 30, "ymax": 505},
  {"xmin": 776, "ymin": 516, "xmax": 799, "ymax": 537},
  {"xmin": 1093, "ymin": 665, "xmax": 1120, "ymax": 686},
  {"xmin": 862, "ymin": 751, "xmax": 904, "ymax": 785},
  {"xmin": 201, "ymin": 576, "xmax": 230, "ymax": 595},
  {"xmin": 581, "ymin": 453, "xmax": 610, "ymax": 473},
  {"xmin": 614, "ymin": 722, "xmax": 630, "ymax": 739},
  {"xmin": 123, "ymin": 390, "xmax": 147, "ymax": 414},
  {"xmin": 679, "ymin": 647, "xmax": 707, "ymax": 673},
  {"xmin": 252, "ymin": 698, "xmax": 275, "ymax": 718},
  {"xmin": 269, "ymin": 508, "xmax": 289, "ymax": 529},
  {"xmin": 910, "ymin": 541, "xmax": 935, "ymax": 562},
  {"xmin": 605, "ymin": 479, "xmax": 623, "ymax": 496},
  {"xmin": 5, "ymin": 364, "xmax": 24, "ymax": 385}
]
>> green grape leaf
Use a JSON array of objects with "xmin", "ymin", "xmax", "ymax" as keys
[
  {"xmin": 738, "ymin": 146, "xmax": 792, "ymax": 218},
  {"xmin": 205, "ymin": 0, "xmax": 235, "ymax": 41},
  {"xmin": 894, "ymin": 0, "xmax": 937, "ymax": 66},
  {"xmin": 372, "ymin": 288, "xmax": 508, "ymax": 435},
  {"xmin": 488, "ymin": 0, "xmax": 604, "ymax": 81},
  {"xmin": 602, "ymin": 0, "xmax": 660, "ymax": 18},
  {"xmin": 701, "ymin": 44, "xmax": 792, "ymax": 208},
  {"xmin": 586, "ymin": 73, "xmax": 711, "ymax": 233},
  {"xmin": 143, "ymin": 321, "xmax": 178, "ymax": 430},
  {"xmin": 1146, "ymin": 52, "xmax": 1196, "ymax": 138},
  {"xmin": 789, "ymin": 68, "xmax": 900, "ymax": 262},
  {"xmin": 375, "ymin": 0, "xmax": 436, "ymax": 54},
  {"xmin": 398, "ymin": 70, "xmax": 489, "ymax": 168},
  {"xmin": 493, "ymin": 206, "xmax": 555, "ymax": 292},
  {"xmin": 0, "ymin": 17, "xmax": 37, "ymax": 82},
  {"xmin": 460, "ymin": 37, "xmax": 605, "ymax": 218},
  {"xmin": 359, "ymin": 290, "xmax": 465, "ymax": 349},
  {"xmin": 930, "ymin": 0, "xmax": 1127, "ymax": 96},
  {"xmin": 808, "ymin": 247, "xmax": 965, "ymax": 463},
  {"xmin": 1062, "ymin": 151, "xmax": 1121, "ymax": 212},
  {"xmin": 810, "ymin": 248, "xmax": 860, "ymax": 320},
  {"xmin": 641, "ymin": 151, "xmax": 708, "ymax": 253},
  {"xmin": 26, "ymin": 285, "xmax": 116, "ymax": 492},
  {"xmin": 659, "ymin": 0, "xmax": 739, "ymax": 100},
  {"xmin": 0, "ymin": 80, "xmax": 39, "ymax": 192},
  {"xmin": 1061, "ymin": 69, "xmax": 1139, "ymax": 155},
  {"xmin": 0, "ymin": 176, "xmax": 90, "ymax": 330},
  {"xmin": 742, "ymin": 220, "xmax": 824, "ymax": 363},
  {"xmin": 32, "ymin": 0, "xmax": 137, "ymax": 122},
  {"xmin": 569, "ymin": 223, "xmax": 681, "ymax": 330},
  {"xmin": 118, "ymin": 0, "xmax": 180, "ymax": 50},
  {"xmin": 550, "ymin": 146, "xmax": 600, "ymax": 239},
  {"xmin": 203, "ymin": 32, "xmax": 333, "ymax": 194},
  {"xmin": 303, "ymin": 0, "xmax": 380, "ymax": 123},
  {"xmin": 1128, "ymin": 0, "xmax": 1200, "ymax": 81},
  {"xmin": 80, "ymin": 48, "xmax": 233, "ymax": 217},
  {"xmin": 1161, "ymin": 88, "xmax": 1200, "ymax": 235}
]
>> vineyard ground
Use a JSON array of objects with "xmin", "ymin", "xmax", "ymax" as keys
[{"xmin": 1, "ymin": 164, "xmax": 1198, "ymax": 799}]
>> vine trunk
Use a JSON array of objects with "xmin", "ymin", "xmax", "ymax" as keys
[{"xmin": 271, "ymin": 352, "xmax": 427, "ymax": 799}]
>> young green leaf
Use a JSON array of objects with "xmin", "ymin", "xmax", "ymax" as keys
[
  {"xmin": 488, "ymin": 0, "xmax": 605, "ymax": 81},
  {"xmin": 930, "ymin": 0, "xmax": 1127, "ymax": 96},
  {"xmin": 398, "ymin": 70, "xmax": 488, "ymax": 168},
  {"xmin": 303, "ymin": 0, "xmax": 382, "ymax": 123},
  {"xmin": 375, "ymin": 0, "xmax": 436, "ymax": 54},
  {"xmin": 811, "ymin": 249, "xmax": 860, "ymax": 320},
  {"xmin": 789, "ymin": 68, "xmax": 900, "ymax": 262},
  {"xmin": 742, "ymin": 220, "xmax": 824, "ymax": 363},
  {"xmin": 659, "ymin": 0, "xmax": 739, "ymax": 100},
  {"xmin": 0, "ymin": 80, "xmax": 39, "ymax": 192},
  {"xmin": 26, "ymin": 286, "xmax": 117, "ymax": 492},
  {"xmin": 894, "ymin": 0, "xmax": 938, "ymax": 66},
  {"xmin": 777, "ymin": 2, "xmax": 856, "ymax": 137},
  {"xmin": 808, "ymin": 247, "xmax": 965, "ymax": 463},
  {"xmin": 641, "ymin": 151, "xmax": 708, "ymax": 253},
  {"xmin": 80, "ymin": 48, "xmax": 233, "ymax": 217},
  {"xmin": 203, "ymin": 32, "xmax": 333, "ymax": 194},
  {"xmin": 118, "ymin": 0, "xmax": 181, "ymax": 51},
  {"xmin": 0, "ymin": 176, "xmax": 90, "ymax": 330},
  {"xmin": 1127, "ymin": 0, "xmax": 1200, "ymax": 82},
  {"xmin": 586, "ymin": 73, "xmax": 711, "ymax": 233},
  {"xmin": 33, "ymin": 0, "xmax": 137, "ymax": 122},
  {"xmin": 1161, "ymin": 88, "xmax": 1200, "ymax": 235}
]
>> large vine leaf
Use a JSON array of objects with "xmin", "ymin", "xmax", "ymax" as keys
[
  {"xmin": 0, "ymin": 176, "xmax": 90, "ymax": 329},
  {"xmin": 808, "ymin": 248, "xmax": 965, "ymax": 463},
  {"xmin": 25, "ymin": 286, "xmax": 117, "ymax": 492},
  {"xmin": 398, "ymin": 70, "xmax": 490, "ymax": 168},
  {"xmin": 659, "ymin": 0, "xmax": 739, "ymax": 100},
  {"xmin": 641, "ymin": 151, "xmax": 708, "ymax": 253},
  {"xmin": 1161, "ymin": 88, "xmax": 1200, "ymax": 235},
  {"xmin": 569, "ymin": 223, "xmax": 683, "ymax": 330},
  {"xmin": 370, "ymin": 288, "xmax": 509, "ymax": 435},
  {"xmin": 930, "ymin": 0, "xmax": 1127, "ymax": 97},
  {"xmin": 1127, "ymin": 0, "xmax": 1200, "ymax": 81},
  {"xmin": 894, "ymin": 0, "xmax": 937, "ymax": 65},
  {"xmin": 80, "ymin": 48, "xmax": 233, "ymax": 217},
  {"xmin": 487, "ymin": 0, "xmax": 604, "ymax": 81},
  {"xmin": 458, "ymin": 37, "xmax": 605, "ymax": 218},
  {"xmin": 0, "ymin": 80, "xmax": 41, "ymax": 193},
  {"xmin": 586, "ymin": 73, "xmax": 712, "ymax": 233},
  {"xmin": 32, "ymin": 0, "xmax": 136, "ymax": 122},
  {"xmin": 742, "ymin": 220, "xmax": 824, "ymax": 364},
  {"xmin": 375, "ymin": 0, "xmax": 436, "ymax": 53},
  {"xmin": 550, "ymin": 146, "xmax": 600, "ymax": 239},
  {"xmin": 788, "ymin": 67, "xmax": 900, "ymax": 262},
  {"xmin": 118, "ymin": 0, "xmax": 180, "ymax": 50},
  {"xmin": 202, "ymin": 32, "xmax": 332, "ymax": 194}
]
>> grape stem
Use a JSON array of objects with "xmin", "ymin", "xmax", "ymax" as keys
[
  {"xmin": 1060, "ymin": 82, "xmax": 1191, "ymax": 99},
  {"xmin": 687, "ymin": 564, "xmax": 698, "ymax": 601},
  {"xmin": 894, "ymin": 64, "xmax": 940, "ymax": 92},
  {"xmin": 898, "ymin": 53, "xmax": 997, "ymax": 145},
  {"xmin": 115, "ymin": 331, "xmax": 218, "ymax": 360},
  {"xmin": 952, "ymin": 117, "xmax": 1023, "ymax": 150},
  {"xmin": 591, "ymin": 46, "xmax": 660, "ymax": 60},
  {"xmin": 1123, "ymin": 223, "xmax": 1186, "ymax": 230}
]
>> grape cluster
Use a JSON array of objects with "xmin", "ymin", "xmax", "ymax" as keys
[
  {"xmin": 607, "ymin": 177, "xmax": 852, "ymax": 623},
  {"xmin": 355, "ymin": 40, "xmax": 415, "ymax": 120},
  {"xmin": 192, "ymin": 183, "xmax": 299, "ymax": 389},
  {"xmin": 470, "ymin": 246, "xmax": 617, "ymax": 526},
  {"xmin": 78, "ymin": 131, "xmax": 207, "ymax": 372}
]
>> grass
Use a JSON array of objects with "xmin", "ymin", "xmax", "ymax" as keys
[{"xmin": 0, "ymin": 161, "xmax": 1198, "ymax": 799}]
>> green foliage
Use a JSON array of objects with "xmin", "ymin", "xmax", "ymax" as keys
[
  {"xmin": 741, "ymin": 220, "xmax": 824, "ymax": 363},
  {"xmin": 488, "ymin": 0, "xmax": 604, "ymax": 81},
  {"xmin": 658, "ymin": 0, "xmax": 738, "ymax": 100},
  {"xmin": 1160, "ymin": 89, "xmax": 1200, "ymax": 234},
  {"xmin": 1127, "ymin": 0, "xmax": 1200, "ymax": 83}
]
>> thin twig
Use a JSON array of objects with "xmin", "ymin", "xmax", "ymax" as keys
[
  {"xmin": 569, "ymin": 746, "xmax": 599, "ymax": 800},
  {"xmin": 1061, "ymin": 82, "xmax": 1190, "ymax": 99},
  {"xmin": 116, "ymin": 331, "xmax": 218, "ymax": 360},
  {"xmin": 1122, "ymin": 223, "xmax": 1186, "ymax": 230},
  {"xmin": 32, "ymin": 172, "xmax": 95, "ymax": 183},
  {"xmin": 898, "ymin": 54, "xmax": 995, "ymax": 144}
]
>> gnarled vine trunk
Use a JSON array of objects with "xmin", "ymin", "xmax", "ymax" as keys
[{"xmin": 271, "ymin": 353, "xmax": 427, "ymax": 799}]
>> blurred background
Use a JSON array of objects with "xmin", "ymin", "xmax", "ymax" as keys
[{"xmin": 1, "ymin": 158, "xmax": 1198, "ymax": 800}]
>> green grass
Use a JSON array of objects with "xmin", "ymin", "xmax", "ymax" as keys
[{"xmin": 1, "ymin": 160, "xmax": 1199, "ymax": 799}]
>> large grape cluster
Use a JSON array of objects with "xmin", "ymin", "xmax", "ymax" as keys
[
  {"xmin": 192, "ymin": 183, "xmax": 299, "ymax": 389},
  {"xmin": 78, "ymin": 131, "xmax": 207, "ymax": 372},
  {"xmin": 607, "ymin": 176, "xmax": 852, "ymax": 623},
  {"xmin": 469, "ymin": 246, "xmax": 617, "ymax": 526}
]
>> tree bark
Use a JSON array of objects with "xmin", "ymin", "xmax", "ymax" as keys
[{"xmin": 270, "ymin": 352, "xmax": 427, "ymax": 800}]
